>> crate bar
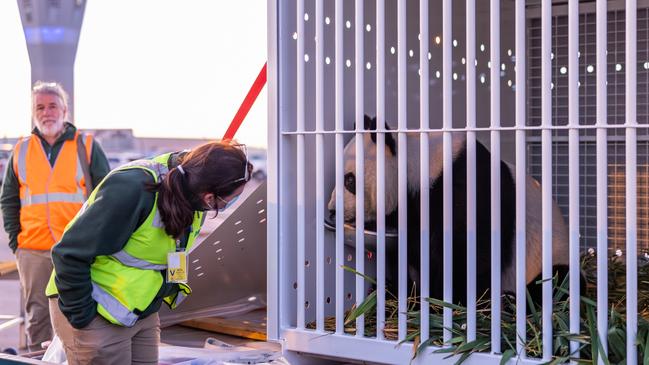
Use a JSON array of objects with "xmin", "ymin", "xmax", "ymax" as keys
[
  {"xmin": 315, "ymin": 0, "xmax": 325, "ymax": 332},
  {"xmin": 397, "ymin": 0, "xmax": 408, "ymax": 340},
  {"xmin": 283, "ymin": 328, "xmax": 547, "ymax": 365},
  {"xmin": 465, "ymin": 0, "xmax": 477, "ymax": 343},
  {"xmin": 296, "ymin": 0, "xmax": 306, "ymax": 331},
  {"xmin": 266, "ymin": 0, "xmax": 280, "ymax": 340},
  {"xmin": 567, "ymin": 0, "xmax": 580, "ymax": 362},
  {"xmin": 442, "ymin": 0, "xmax": 453, "ymax": 345},
  {"xmin": 376, "ymin": 0, "xmax": 387, "ymax": 341},
  {"xmin": 354, "ymin": 0, "xmax": 366, "ymax": 337},
  {"xmin": 334, "ymin": 0, "xmax": 346, "ymax": 335},
  {"xmin": 489, "ymin": 0, "xmax": 502, "ymax": 354},
  {"xmin": 596, "ymin": 0, "xmax": 608, "ymax": 363},
  {"xmin": 420, "ymin": 0, "xmax": 431, "ymax": 345},
  {"xmin": 626, "ymin": 0, "xmax": 638, "ymax": 363},
  {"xmin": 541, "ymin": 0, "xmax": 553, "ymax": 360},
  {"xmin": 515, "ymin": 0, "xmax": 527, "ymax": 356}
]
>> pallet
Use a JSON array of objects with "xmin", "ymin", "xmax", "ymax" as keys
[{"xmin": 180, "ymin": 309, "xmax": 267, "ymax": 341}]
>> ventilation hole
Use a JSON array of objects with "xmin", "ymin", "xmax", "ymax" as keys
[
  {"xmin": 560, "ymin": 66, "xmax": 567, "ymax": 74},
  {"xmin": 216, "ymin": 248, "xmax": 223, "ymax": 254},
  {"xmin": 507, "ymin": 80, "xmax": 512, "ymax": 87},
  {"xmin": 435, "ymin": 36, "xmax": 441, "ymax": 45},
  {"xmin": 325, "ymin": 57, "xmax": 331, "ymax": 65},
  {"xmin": 346, "ymin": 59, "xmax": 351, "ymax": 68},
  {"xmin": 346, "ymin": 293, "xmax": 353, "ymax": 300},
  {"xmin": 237, "ymin": 229, "xmax": 244, "ymax": 235},
  {"xmin": 304, "ymin": 13, "xmax": 309, "ymax": 21},
  {"xmin": 258, "ymin": 209, "xmax": 265, "ymax": 214},
  {"xmin": 587, "ymin": 65, "xmax": 594, "ymax": 73},
  {"xmin": 197, "ymin": 272, "xmax": 204, "ymax": 277},
  {"xmin": 325, "ymin": 17, "xmax": 330, "ymax": 25},
  {"xmin": 192, "ymin": 259, "xmax": 200, "ymax": 264},
  {"xmin": 408, "ymin": 49, "xmax": 414, "ymax": 58},
  {"xmin": 366, "ymin": 24, "xmax": 371, "ymax": 32},
  {"xmin": 304, "ymin": 54, "xmax": 309, "ymax": 62},
  {"xmin": 480, "ymin": 43, "xmax": 485, "ymax": 52},
  {"xmin": 366, "ymin": 62, "xmax": 371, "ymax": 70},
  {"xmin": 259, "ymin": 218, "xmax": 267, "ymax": 223},
  {"xmin": 347, "ymin": 254, "xmax": 353, "ymax": 262},
  {"xmin": 345, "ymin": 20, "xmax": 351, "ymax": 29},
  {"xmin": 326, "ymin": 256, "xmax": 332, "ymax": 264},
  {"xmin": 507, "ymin": 49, "xmax": 512, "ymax": 56},
  {"xmin": 305, "ymin": 260, "xmax": 310, "ymax": 267},
  {"xmin": 453, "ymin": 73, "xmax": 458, "ymax": 80},
  {"xmin": 305, "ymin": 301, "xmax": 310, "ymax": 308},
  {"xmin": 461, "ymin": 57, "xmax": 466, "ymax": 64},
  {"xmin": 326, "ymin": 297, "xmax": 331, "ymax": 304},
  {"xmin": 217, "ymin": 257, "xmax": 222, "ymax": 261},
  {"xmin": 435, "ymin": 70, "xmax": 440, "ymax": 78},
  {"xmin": 292, "ymin": 32, "xmax": 298, "ymax": 40},
  {"xmin": 453, "ymin": 39, "xmax": 457, "ymax": 47},
  {"xmin": 235, "ymin": 220, "xmax": 242, "ymax": 225},
  {"xmin": 213, "ymin": 240, "xmax": 221, "ymax": 246},
  {"xmin": 194, "ymin": 266, "xmax": 202, "ymax": 271},
  {"xmin": 616, "ymin": 63, "xmax": 622, "ymax": 72},
  {"xmin": 390, "ymin": 46, "xmax": 395, "ymax": 55},
  {"xmin": 501, "ymin": 63, "xmax": 506, "ymax": 71},
  {"xmin": 427, "ymin": 52, "xmax": 431, "ymax": 60},
  {"xmin": 257, "ymin": 199, "xmax": 264, "ymax": 204},
  {"xmin": 238, "ymin": 238, "xmax": 245, "ymax": 243},
  {"xmin": 366, "ymin": 251, "xmax": 373, "ymax": 260},
  {"xmin": 293, "ymin": 282, "xmax": 298, "ymax": 289}
]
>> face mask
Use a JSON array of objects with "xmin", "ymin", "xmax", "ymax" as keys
[{"xmin": 216, "ymin": 195, "xmax": 240, "ymax": 213}]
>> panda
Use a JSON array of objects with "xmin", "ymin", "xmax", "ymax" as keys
[{"xmin": 326, "ymin": 115, "xmax": 570, "ymax": 305}]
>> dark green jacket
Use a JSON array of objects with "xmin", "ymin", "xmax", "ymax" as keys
[
  {"xmin": 0, "ymin": 123, "xmax": 110, "ymax": 252},
  {"xmin": 51, "ymin": 152, "xmax": 190, "ymax": 328}
]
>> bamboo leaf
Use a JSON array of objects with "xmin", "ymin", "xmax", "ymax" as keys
[{"xmin": 341, "ymin": 265, "xmax": 377, "ymax": 285}]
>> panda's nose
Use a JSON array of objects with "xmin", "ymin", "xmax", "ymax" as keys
[{"xmin": 328, "ymin": 210, "xmax": 336, "ymax": 222}]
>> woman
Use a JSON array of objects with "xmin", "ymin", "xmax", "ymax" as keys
[{"xmin": 45, "ymin": 141, "xmax": 253, "ymax": 365}]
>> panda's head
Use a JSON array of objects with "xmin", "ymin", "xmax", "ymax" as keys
[{"xmin": 326, "ymin": 115, "xmax": 399, "ymax": 228}]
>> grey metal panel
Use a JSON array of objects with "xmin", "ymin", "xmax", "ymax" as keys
[{"xmin": 159, "ymin": 182, "xmax": 267, "ymax": 326}]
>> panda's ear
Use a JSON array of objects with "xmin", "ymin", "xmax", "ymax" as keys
[
  {"xmin": 367, "ymin": 117, "xmax": 397, "ymax": 156},
  {"xmin": 364, "ymin": 115, "xmax": 377, "ymax": 130}
]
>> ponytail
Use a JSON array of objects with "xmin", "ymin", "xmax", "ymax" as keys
[{"xmin": 155, "ymin": 167, "xmax": 195, "ymax": 238}]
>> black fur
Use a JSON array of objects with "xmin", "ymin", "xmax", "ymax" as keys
[
  {"xmin": 397, "ymin": 141, "xmax": 516, "ymax": 304},
  {"xmin": 363, "ymin": 115, "xmax": 397, "ymax": 156}
]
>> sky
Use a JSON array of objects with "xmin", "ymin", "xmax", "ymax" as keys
[{"xmin": 0, "ymin": 0, "xmax": 268, "ymax": 148}]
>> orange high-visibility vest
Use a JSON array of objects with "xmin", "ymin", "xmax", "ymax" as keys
[{"xmin": 13, "ymin": 133, "xmax": 93, "ymax": 250}]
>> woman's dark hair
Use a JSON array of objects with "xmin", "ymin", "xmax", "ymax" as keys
[{"xmin": 154, "ymin": 141, "xmax": 253, "ymax": 238}]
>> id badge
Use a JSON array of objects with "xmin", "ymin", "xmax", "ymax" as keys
[{"xmin": 167, "ymin": 251, "xmax": 188, "ymax": 284}]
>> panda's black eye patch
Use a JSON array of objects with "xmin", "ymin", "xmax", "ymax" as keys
[{"xmin": 344, "ymin": 173, "xmax": 356, "ymax": 194}]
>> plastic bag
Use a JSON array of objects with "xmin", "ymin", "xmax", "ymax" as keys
[{"xmin": 42, "ymin": 334, "xmax": 68, "ymax": 364}]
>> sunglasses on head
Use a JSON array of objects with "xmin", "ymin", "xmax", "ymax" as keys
[{"xmin": 230, "ymin": 144, "xmax": 250, "ymax": 184}]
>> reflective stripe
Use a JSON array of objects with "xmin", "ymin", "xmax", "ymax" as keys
[
  {"xmin": 20, "ymin": 192, "xmax": 85, "ymax": 206},
  {"xmin": 91, "ymin": 282, "xmax": 138, "ymax": 327},
  {"xmin": 17, "ymin": 139, "xmax": 28, "ymax": 181},
  {"xmin": 152, "ymin": 211, "xmax": 164, "ymax": 228},
  {"xmin": 172, "ymin": 291, "xmax": 188, "ymax": 309},
  {"xmin": 121, "ymin": 160, "xmax": 169, "ymax": 178},
  {"xmin": 112, "ymin": 250, "xmax": 167, "ymax": 270},
  {"xmin": 76, "ymin": 153, "xmax": 84, "ymax": 184}
]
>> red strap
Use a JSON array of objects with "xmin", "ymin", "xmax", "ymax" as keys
[{"xmin": 222, "ymin": 62, "xmax": 267, "ymax": 141}]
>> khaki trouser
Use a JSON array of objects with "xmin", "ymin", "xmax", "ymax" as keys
[
  {"xmin": 15, "ymin": 248, "xmax": 53, "ymax": 350},
  {"xmin": 49, "ymin": 298, "xmax": 159, "ymax": 365}
]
